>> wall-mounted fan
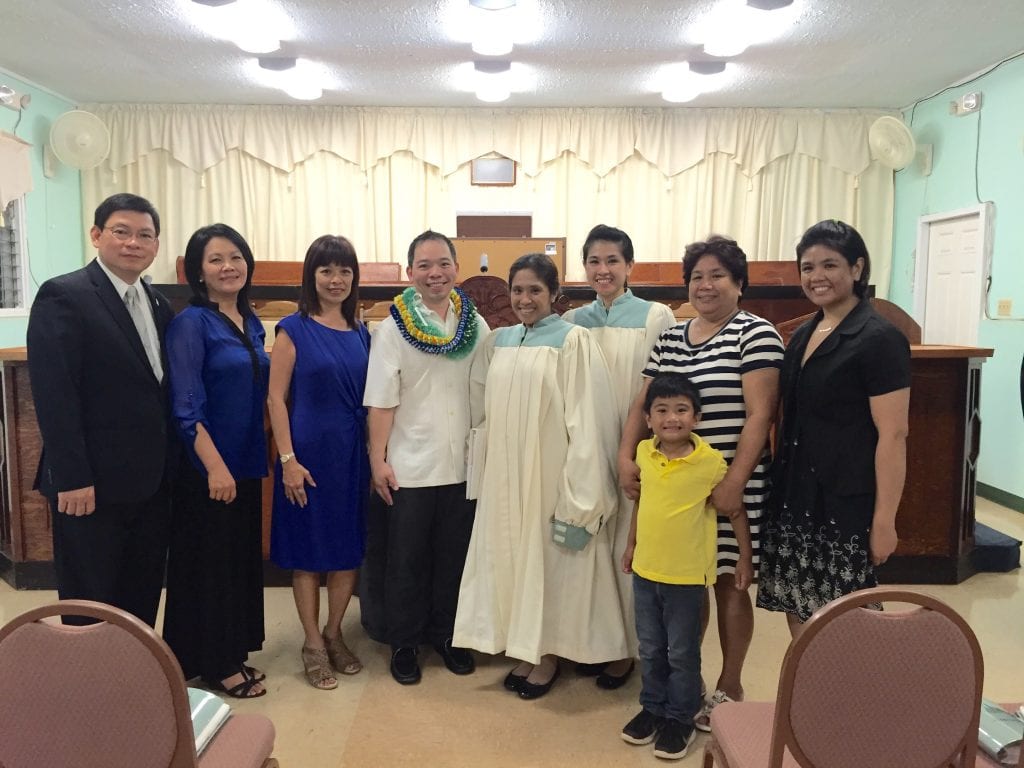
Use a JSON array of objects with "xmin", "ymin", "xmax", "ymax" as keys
[
  {"xmin": 868, "ymin": 116, "xmax": 916, "ymax": 171},
  {"xmin": 43, "ymin": 110, "xmax": 111, "ymax": 177}
]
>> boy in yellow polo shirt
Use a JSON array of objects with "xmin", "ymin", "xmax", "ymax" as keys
[{"xmin": 620, "ymin": 373, "xmax": 753, "ymax": 760}]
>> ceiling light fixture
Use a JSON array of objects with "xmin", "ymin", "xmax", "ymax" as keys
[
  {"xmin": 660, "ymin": 61, "xmax": 729, "ymax": 103},
  {"xmin": 469, "ymin": 0, "xmax": 517, "ymax": 57},
  {"xmin": 469, "ymin": 0, "xmax": 516, "ymax": 8},
  {"xmin": 256, "ymin": 57, "xmax": 325, "ymax": 101},
  {"xmin": 191, "ymin": 0, "xmax": 282, "ymax": 54},
  {"xmin": 474, "ymin": 60, "xmax": 512, "ymax": 103},
  {"xmin": 700, "ymin": 0, "xmax": 798, "ymax": 57}
]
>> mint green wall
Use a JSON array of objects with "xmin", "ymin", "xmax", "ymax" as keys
[
  {"xmin": 892, "ymin": 55, "xmax": 1024, "ymax": 500},
  {"xmin": 0, "ymin": 70, "xmax": 83, "ymax": 347}
]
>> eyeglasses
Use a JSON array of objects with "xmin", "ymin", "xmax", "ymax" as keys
[{"xmin": 105, "ymin": 226, "xmax": 157, "ymax": 243}]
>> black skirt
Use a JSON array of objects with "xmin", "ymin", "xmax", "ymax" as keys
[{"xmin": 163, "ymin": 459, "xmax": 265, "ymax": 681}]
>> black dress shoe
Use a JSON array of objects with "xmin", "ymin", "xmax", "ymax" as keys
[
  {"xmin": 518, "ymin": 663, "xmax": 561, "ymax": 700},
  {"xmin": 434, "ymin": 637, "xmax": 475, "ymax": 675},
  {"xmin": 503, "ymin": 668, "xmax": 528, "ymax": 691},
  {"xmin": 390, "ymin": 647, "xmax": 421, "ymax": 685},
  {"xmin": 596, "ymin": 659, "xmax": 635, "ymax": 690}
]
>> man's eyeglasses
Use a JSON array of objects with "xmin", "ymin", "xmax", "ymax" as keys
[{"xmin": 105, "ymin": 226, "xmax": 157, "ymax": 243}]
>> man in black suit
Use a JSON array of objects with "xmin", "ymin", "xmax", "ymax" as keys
[{"xmin": 27, "ymin": 193, "xmax": 175, "ymax": 627}]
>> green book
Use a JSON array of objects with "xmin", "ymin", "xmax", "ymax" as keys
[
  {"xmin": 978, "ymin": 698, "xmax": 1023, "ymax": 766},
  {"xmin": 187, "ymin": 687, "xmax": 232, "ymax": 755}
]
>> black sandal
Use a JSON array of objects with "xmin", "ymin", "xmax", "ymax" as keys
[
  {"xmin": 243, "ymin": 664, "xmax": 266, "ymax": 682},
  {"xmin": 206, "ymin": 669, "xmax": 267, "ymax": 699}
]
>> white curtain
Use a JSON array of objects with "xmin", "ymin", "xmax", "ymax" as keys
[{"xmin": 81, "ymin": 105, "xmax": 896, "ymax": 293}]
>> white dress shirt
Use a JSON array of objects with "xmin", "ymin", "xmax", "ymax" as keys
[{"xmin": 363, "ymin": 293, "xmax": 488, "ymax": 488}]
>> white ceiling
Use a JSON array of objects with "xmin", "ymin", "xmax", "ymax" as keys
[{"xmin": 3, "ymin": 0, "xmax": 1023, "ymax": 109}]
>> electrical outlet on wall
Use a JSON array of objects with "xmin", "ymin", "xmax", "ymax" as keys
[{"xmin": 996, "ymin": 298, "xmax": 1013, "ymax": 317}]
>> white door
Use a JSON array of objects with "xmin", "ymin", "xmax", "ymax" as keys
[{"xmin": 916, "ymin": 204, "xmax": 992, "ymax": 346}]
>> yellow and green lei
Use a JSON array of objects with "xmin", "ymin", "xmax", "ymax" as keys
[{"xmin": 390, "ymin": 287, "xmax": 479, "ymax": 359}]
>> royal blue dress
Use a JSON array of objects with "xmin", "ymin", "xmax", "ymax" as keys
[{"xmin": 270, "ymin": 313, "xmax": 370, "ymax": 572}]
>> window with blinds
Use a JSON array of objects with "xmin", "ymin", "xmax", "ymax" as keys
[{"xmin": 0, "ymin": 198, "xmax": 26, "ymax": 310}]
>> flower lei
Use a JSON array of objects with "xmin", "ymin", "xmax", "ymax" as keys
[{"xmin": 390, "ymin": 286, "xmax": 479, "ymax": 359}]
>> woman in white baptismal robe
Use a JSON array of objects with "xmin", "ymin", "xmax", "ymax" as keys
[
  {"xmin": 454, "ymin": 253, "xmax": 627, "ymax": 700},
  {"xmin": 562, "ymin": 225, "xmax": 676, "ymax": 684}
]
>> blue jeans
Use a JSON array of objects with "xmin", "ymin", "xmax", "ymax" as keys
[{"xmin": 633, "ymin": 573, "xmax": 704, "ymax": 724}]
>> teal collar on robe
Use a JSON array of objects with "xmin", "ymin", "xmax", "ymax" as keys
[
  {"xmin": 570, "ymin": 289, "xmax": 650, "ymax": 329},
  {"xmin": 495, "ymin": 312, "xmax": 573, "ymax": 348}
]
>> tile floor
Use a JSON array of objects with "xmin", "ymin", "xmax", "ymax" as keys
[{"xmin": 1, "ymin": 497, "xmax": 1021, "ymax": 767}]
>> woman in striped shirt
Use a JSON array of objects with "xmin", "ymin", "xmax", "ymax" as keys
[{"xmin": 617, "ymin": 235, "xmax": 783, "ymax": 730}]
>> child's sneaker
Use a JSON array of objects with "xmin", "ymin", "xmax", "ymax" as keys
[
  {"xmin": 652, "ymin": 719, "xmax": 696, "ymax": 760},
  {"xmin": 620, "ymin": 709, "xmax": 662, "ymax": 745}
]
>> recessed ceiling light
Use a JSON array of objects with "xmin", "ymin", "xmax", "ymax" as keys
[
  {"xmin": 474, "ymin": 60, "xmax": 512, "ymax": 102},
  {"xmin": 699, "ymin": 0, "xmax": 799, "ymax": 57},
  {"xmin": 258, "ymin": 57, "xmax": 297, "ymax": 71},
  {"xmin": 688, "ymin": 61, "xmax": 727, "ymax": 76},
  {"xmin": 468, "ymin": 2, "xmax": 516, "ymax": 57},
  {"xmin": 469, "ymin": 0, "xmax": 516, "ymax": 8}
]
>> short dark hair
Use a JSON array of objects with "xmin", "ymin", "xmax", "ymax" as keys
[
  {"xmin": 182, "ymin": 223, "xmax": 256, "ymax": 316},
  {"xmin": 93, "ymin": 193, "xmax": 161, "ymax": 236},
  {"xmin": 796, "ymin": 219, "xmax": 871, "ymax": 298},
  {"xmin": 582, "ymin": 224, "xmax": 634, "ymax": 264},
  {"xmin": 509, "ymin": 253, "xmax": 559, "ymax": 295},
  {"xmin": 299, "ymin": 235, "xmax": 361, "ymax": 327},
  {"xmin": 407, "ymin": 230, "xmax": 456, "ymax": 267},
  {"xmin": 643, "ymin": 372, "xmax": 702, "ymax": 414},
  {"xmin": 682, "ymin": 235, "xmax": 749, "ymax": 293}
]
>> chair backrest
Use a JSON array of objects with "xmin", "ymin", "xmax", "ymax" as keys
[
  {"xmin": 459, "ymin": 275, "xmax": 519, "ymax": 328},
  {"xmin": 770, "ymin": 588, "xmax": 983, "ymax": 768},
  {"xmin": 0, "ymin": 600, "xmax": 198, "ymax": 768}
]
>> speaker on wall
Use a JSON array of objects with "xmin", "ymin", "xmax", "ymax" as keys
[{"xmin": 471, "ymin": 156, "xmax": 516, "ymax": 186}]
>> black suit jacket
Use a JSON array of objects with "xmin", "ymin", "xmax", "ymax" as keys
[{"xmin": 27, "ymin": 259, "xmax": 176, "ymax": 505}]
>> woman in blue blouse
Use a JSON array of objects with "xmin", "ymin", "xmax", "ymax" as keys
[{"xmin": 163, "ymin": 223, "xmax": 271, "ymax": 699}]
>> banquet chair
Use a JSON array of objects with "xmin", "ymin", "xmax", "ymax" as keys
[
  {"xmin": 703, "ymin": 587, "xmax": 983, "ymax": 768},
  {"xmin": 0, "ymin": 599, "xmax": 278, "ymax": 768}
]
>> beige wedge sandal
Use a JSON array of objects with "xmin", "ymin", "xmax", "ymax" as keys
[
  {"xmin": 323, "ymin": 631, "xmax": 362, "ymax": 675},
  {"xmin": 302, "ymin": 646, "xmax": 338, "ymax": 690}
]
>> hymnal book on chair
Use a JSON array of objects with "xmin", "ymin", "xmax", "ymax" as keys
[
  {"xmin": 978, "ymin": 698, "xmax": 1023, "ymax": 765},
  {"xmin": 187, "ymin": 687, "xmax": 232, "ymax": 755}
]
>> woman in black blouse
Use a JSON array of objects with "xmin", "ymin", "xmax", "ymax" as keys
[{"xmin": 756, "ymin": 220, "xmax": 911, "ymax": 636}]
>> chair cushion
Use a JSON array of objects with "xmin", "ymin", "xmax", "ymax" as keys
[
  {"xmin": 198, "ymin": 713, "xmax": 275, "ymax": 768},
  {"xmin": 711, "ymin": 702, "xmax": 800, "ymax": 768}
]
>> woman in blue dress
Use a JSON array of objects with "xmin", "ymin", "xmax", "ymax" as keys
[
  {"xmin": 164, "ymin": 223, "xmax": 270, "ymax": 699},
  {"xmin": 267, "ymin": 235, "xmax": 370, "ymax": 690}
]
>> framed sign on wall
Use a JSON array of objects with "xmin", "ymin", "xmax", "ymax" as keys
[{"xmin": 470, "ymin": 156, "xmax": 516, "ymax": 186}]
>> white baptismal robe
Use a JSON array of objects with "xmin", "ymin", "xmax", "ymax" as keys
[
  {"xmin": 563, "ymin": 291, "xmax": 677, "ymax": 655},
  {"xmin": 454, "ymin": 315, "xmax": 627, "ymax": 665}
]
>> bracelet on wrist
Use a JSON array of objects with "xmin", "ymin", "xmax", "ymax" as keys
[{"xmin": 279, "ymin": 452, "xmax": 296, "ymax": 464}]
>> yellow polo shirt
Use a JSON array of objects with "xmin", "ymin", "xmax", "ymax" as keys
[{"xmin": 633, "ymin": 435, "xmax": 728, "ymax": 585}]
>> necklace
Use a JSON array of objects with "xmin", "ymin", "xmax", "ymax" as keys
[
  {"xmin": 816, "ymin": 326, "xmax": 833, "ymax": 333},
  {"xmin": 390, "ymin": 287, "xmax": 480, "ymax": 359}
]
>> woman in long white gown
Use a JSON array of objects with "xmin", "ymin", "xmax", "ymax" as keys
[
  {"xmin": 454, "ymin": 253, "xmax": 627, "ymax": 700},
  {"xmin": 562, "ymin": 225, "xmax": 676, "ymax": 688}
]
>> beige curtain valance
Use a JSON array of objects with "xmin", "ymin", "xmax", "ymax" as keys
[{"xmin": 86, "ymin": 104, "xmax": 895, "ymax": 179}]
